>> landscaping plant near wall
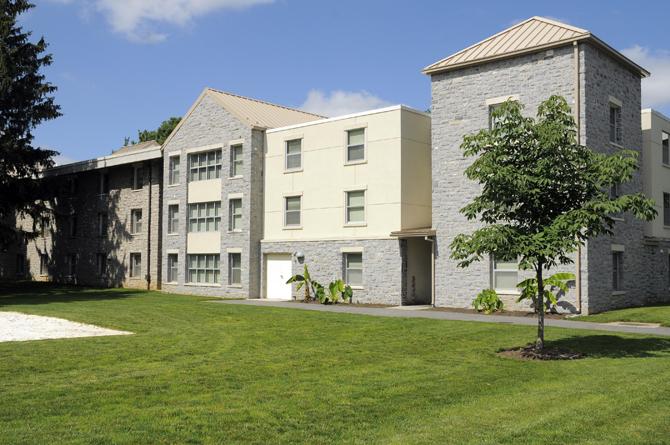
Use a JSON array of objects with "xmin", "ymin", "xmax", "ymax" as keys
[
  {"xmin": 286, "ymin": 265, "xmax": 353, "ymax": 305},
  {"xmin": 472, "ymin": 289, "xmax": 503, "ymax": 314}
]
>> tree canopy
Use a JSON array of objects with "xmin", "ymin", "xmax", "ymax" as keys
[
  {"xmin": 0, "ymin": 0, "xmax": 61, "ymax": 246},
  {"xmin": 450, "ymin": 96, "xmax": 656, "ymax": 349},
  {"xmin": 125, "ymin": 116, "xmax": 181, "ymax": 146}
]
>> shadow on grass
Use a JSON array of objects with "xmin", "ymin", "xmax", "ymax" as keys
[
  {"xmin": 546, "ymin": 335, "xmax": 670, "ymax": 359},
  {"xmin": 0, "ymin": 281, "xmax": 143, "ymax": 307}
]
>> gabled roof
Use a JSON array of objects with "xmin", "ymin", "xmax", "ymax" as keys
[
  {"xmin": 111, "ymin": 140, "xmax": 160, "ymax": 156},
  {"xmin": 423, "ymin": 16, "xmax": 649, "ymax": 77}
]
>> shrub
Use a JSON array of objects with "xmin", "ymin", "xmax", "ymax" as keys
[{"xmin": 473, "ymin": 289, "xmax": 503, "ymax": 314}]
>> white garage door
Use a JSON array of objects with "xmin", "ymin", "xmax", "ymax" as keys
[{"xmin": 266, "ymin": 254, "xmax": 293, "ymax": 300}]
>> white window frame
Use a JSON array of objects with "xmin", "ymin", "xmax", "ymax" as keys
[
  {"xmin": 228, "ymin": 252, "xmax": 242, "ymax": 286},
  {"xmin": 167, "ymin": 253, "xmax": 178, "ymax": 283},
  {"xmin": 230, "ymin": 144, "xmax": 243, "ymax": 178},
  {"xmin": 344, "ymin": 252, "xmax": 363, "ymax": 287},
  {"xmin": 187, "ymin": 254, "xmax": 220, "ymax": 284},
  {"xmin": 129, "ymin": 252, "xmax": 142, "ymax": 279},
  {"xmin": 132, "ymin": 164, "xmax": 144, "ymax": 190},
  {"xmin": 344, "ymin": 189, "xmax": 366, "ymax": 225},
  {"xmin": 130, "ymin": 209, "xmax": 143, "ymax": 235},
  {"xmin": 284, "ymin": 195, "xmax": 302, "ymax": 228},
  {"xmin": 168, "ymin": 155, "xmax": 180, "ymax": 185},
  {"xmin": 188, "ymin": 149, "xmax": 222, "ymax": 182},
  {"xmin": 168, "ymin": 204, "xmax": 179, "ymax": 234},
  {"xmin": 188, "ymin": 201, "xmax": 221, "ymax": 233},
  {"xmin": 228, "ymin": 198, "xmax": 242, "ymax": 232},
  {"xmin": 345, "ymin": 128, "xmax": 366, "ymax": 164},
  {"xmin": 609, "ymin": 100, "xmax": 623, "ymax": 146},
  {"xmin": 285, "ymin": 138, "xmax": 303, "ymax": 172},
  {"xmin": 491, "ymin": 256, "xmax": 519, "ymax": 293}
]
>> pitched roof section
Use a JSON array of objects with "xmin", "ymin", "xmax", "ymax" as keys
[
  {"xmin": 423, "ymin": 17, "xmax": 649, "ymax": 77},
  {"xmin": 206, "ymin": 88, "xmax": 324, "ymax": 129},
  {"xmin": 111, "ymin": 140, "xmax": 160, "ymax": 156}
]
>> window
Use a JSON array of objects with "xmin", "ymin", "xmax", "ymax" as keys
[
  {"xmin": 167, "ymin": 254, "xmax": 178, "ymax": 283},
  {"xmin": 96, "ymin": 253, "xmax": 107, "ymax": 276},
  {"xmin": 284, "ymin": 196, "xmax": 301, "ymax": 227},
  {"xmin": 663, "ymin": 132, "xmax": 669, "ymax": 166},
  {"xmin": 187, "ymin": 254, "xmax": 220, "ymax": 284},
  {"xmin": 609, "ymin": 103, "xmax": 622, "ymax": 145},
  {"xmin": 168, "ymin": 156, "xmax": 180, "ymax": 185},
  {"xmin": 39, "ymin": 253, "xmax": 48, "ymax": 275},
  {"xmin": 228, "ymin": 253, "xmax": 241, "ymax": 285},
  {"xmin": 132, "ymin": 165, "xmax": 144, "ymax": 190},
  {"xmin": 69, "ymin": 214, "xmax": 77, "ymax": 237},
  {"xmin": 285, "ymin": 139, "xmax": 302, "ymax": 170},
  {"xmin": 612, "ymin": 251, "xmax": 624, "ymax": 291},
  {"xmin": 100, "ymin": 171, "xmax": 109, "ymax": 194},
  {"xmin": 346, "ymin": 129, "xmax": 365, "ymax": 163},
  {"xmin": 228, "ymin": 199, "xmax": 242, "ymax": 231},
  {"xmin": 131, "ymin": 209, "xmax": 143, "ymax": 234},
  {"xmin": 344, "ymin": 253, "xmax": 363, "ymax": 286},
  {"xmin": 488, "ymin": 103, "xmax": 503, "ymax": 129},
  {"xmin": 67, "ymin": 254, "xmax": 77, "ymax": 276},
  {"xmin": 230, "ymin": 144, "xmax": 243, "ymax": 177},
  {"xmin": 188, "ymin": 150, "xmax": 222, "ymax": 182},
  {"xmin": 188, "ymin": 201, "xmax": 221, "ymax": 232},
  {"xmin": 492, "ymin": 257, "xmax": 518, "ymax": 291},
  {"xmin": 664, "ymin": 193, "xmax": 670, "ymax": 226},
  {"xmin": 130, "ymin": 253, "xmax": 142, "ymax": 278},
  {"xmin": 168, "ymin": 204, "xmax": 179, "ymax": 234},
  {"xmin": 98, "ymin": 212, "xmax": 108, "ymax": 237},
  {"xmin": 345, "ymin": 190, "xmax": 365, "ymax": 224},
  {"xmin": 16, "ymin": 254, "xmax": 25, "ymax": 276}
]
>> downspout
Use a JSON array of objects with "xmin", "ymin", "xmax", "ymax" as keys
[
  {"xmin": 146, "ymin": 160, "xmax": 152, "ymax": 290},
  {"xmin": 574, "ymin": 41, "xmax": 583, "ymax": 314},
  {"xmin": 425, "ymin": 236, "xmax": 435, "ymax": 307}
]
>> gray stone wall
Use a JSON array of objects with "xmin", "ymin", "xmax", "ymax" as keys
[
  {"xmin": 260, "ymin": 239, "xmax": 403, "ymax": 305},
  {"xmin": 161, "ymin": 93, "xmax": 261, "ymax": 298}
]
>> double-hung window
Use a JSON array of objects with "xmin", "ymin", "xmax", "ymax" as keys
[
  {"xmin": 609, "ymin": 102, "xmax": 622, "ymax": 145},
  {"xmin": 100, "ymin": 171, "xmax": 109, "ymax": 195},
  {"xmin": 612, "ymin": 251, "xmax": 624, "ymax": 291},
  {"xmin": 131, "ymin": 209, "xmax": 143, "ymax": 234},
  {"xmin": 168, "ymin": 204, "xmax": 179, "ymax": 234},
  {"xmin": 228, "ymin": 253, "xmax": 241, "ymax": 285},
  {"xmin": 230, "ymin": 145, "xmax": 243, "ymax": 177},
  {"xmin": 188, "ymin": 150, "xmax": 222, "ymax": 181},
  {"xmin": 39, "ymin": 254, "xmax": 48, "ymax": 276},
  {"xmin": 344, "ymin": 253, "xmax": 363, "ymax": 287},
  {"xmin": 188, "ymin": 202, "xmax": 221, "ymax": 232},
  {"xmin": 345, "ymin": 190, "xmax": 365, "ymax": 224},
  {"xmin": 229, "ymin": 199, "xmax": 242, "ymax": 231},
  {"xmin": 132, "ymin": 165, "xmax": 144, "ymax": 190},
  {"xmin": 492, "ymin": 256, "xmax": 518, "ymax": 292},
  {"xmin": 130, "ymin": 253, "xmax": 142, "ymax": 278},
  {"xmin": 284, "ymin": 196, "xmax": 301, "ymax": 227},
  {"xmin": 663, "ymin": 132, "xmax": 669, "ymax": 166},
  {"xmin": 285, "ymin": 139, "xmax": 302, "ymax": 171},
  {"xmin": 168, "ymin": 156, "xmax": 180, "ymax": 185},
  {"xmin": 167, "ymin": 254, "xmax": 178, "ymax": 283},
  {"xmin": 187, "ymin": 254, "xmax": 220, "ymax": 284},
  {"xmin": 98, "ymin": 212, "xmax": 108, "ymax": 237},
  {"xmin": 346, "ymin": 129, "xmax": 365, "ymax": 163}
]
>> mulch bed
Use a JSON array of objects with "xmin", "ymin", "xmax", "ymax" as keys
[
  {"xmin": 430, "ymin": 306, "xmax": 569, "ymax": 319},
  {"xmin": 288, "ymin": 300, "xmax": 393, "ymax": 308},
  {"xmin": 498, "ymin": 344, "xmax": 585, "ymax": 361}
]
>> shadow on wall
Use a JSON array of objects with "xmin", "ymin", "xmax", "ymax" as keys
[
  {"xmin": 546, "ymin": 335, "xmax": 670, "ymax": 358},
  {"xmin": 0, "ymin": 281, "xmax": 142, "ymax": 306}
]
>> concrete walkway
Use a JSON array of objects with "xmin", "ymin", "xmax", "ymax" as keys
[{"xmin": 214, "ymin": 299, "xmax": 670, "ymax": 337}]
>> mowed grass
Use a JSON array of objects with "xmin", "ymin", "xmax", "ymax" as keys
[
  {"xmin": 1, "ymin": 284, "xmax": 670, "ymax": 445},
  {"xmin": 575, "ymin": 303, "xmax": 670, "ymax": 327}
]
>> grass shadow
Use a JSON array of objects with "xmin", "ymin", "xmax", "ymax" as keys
[
  {"xmin": 545, "ymin": 335, "xmax": 670, "ymax": 359},
  {"xmin": 0, "ymin": 281, "xmax": 143, "ymax": 307}
]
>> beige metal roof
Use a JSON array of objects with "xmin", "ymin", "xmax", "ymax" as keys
[
  {"xmin": 206, "ymin": 88, "xmax": 324, "ymax": 129},
  {"xmin": 423, "ymin": 16, "xmax": 648, "ymax": 77},
  {"xmin": 111, "ymin": 140, "xmax": 160, "ymax": 156}
]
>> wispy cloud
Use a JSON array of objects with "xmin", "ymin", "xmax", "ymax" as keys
[
  {"xmin": 622, "ymin": 46, "xmax": 670, "ymax": 109},
  {"xmin": 300, "ymin": 90, "xmax": 393, "ymax": 118},
  {"xmin": 48, "ymin": 0, "xmax": 273, "ymax": 43}
]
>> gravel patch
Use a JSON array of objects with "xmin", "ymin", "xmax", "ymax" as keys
[{"xmin": 0, "ymin": 311, "xmax": 132, "ymax": 343}]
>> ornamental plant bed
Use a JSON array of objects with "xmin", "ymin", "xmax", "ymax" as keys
[
  {"xmin": 498, "ymin": 344, "xmax": 584, "ymax": 361},
  {"xmin": 430, "ymin": 306, "xmax": 568, "ymax": 320},
  {"xmin": 288, "ymin": 299, "xmax": 392, "ymax": 308}
]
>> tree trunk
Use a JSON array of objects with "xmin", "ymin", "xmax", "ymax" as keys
[{"xmin": 535, "ymin": 262, "xmax": 545, "ymax": 350}]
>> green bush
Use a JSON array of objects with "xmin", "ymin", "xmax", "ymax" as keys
[{"xmin": 473, "ymin": 289, "xmax": 503, "ymax": 314}]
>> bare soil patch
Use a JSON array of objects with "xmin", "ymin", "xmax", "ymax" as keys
[{"xmin": 498, "ymin": 344, "xmax": 585, "ymax": 360}]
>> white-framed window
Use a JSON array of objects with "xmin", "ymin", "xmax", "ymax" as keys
[
  {"xmin": 663, "ymin": 132, "xmax": 669, "ymax": 166},
  {"xmin": 492, "ymin": 256, "xmax": 518, "ymax": 292},
  {"xmin": 664, "ymin": 193, "xmax": 670, "ymax": 226},
  {"xmin": 96, "ymin": 253, "xmax": 107, "ymax": 276},
  {"xmin": 167, "ymin": 254, "xmax": 178, "ymax": 283},
  {"xmin": 168, "ymin": 155, "xmax": 180, "ymax": 185},
  {"xmin": 99, "ymin": 171, "xmax": 109, "ymax": 195},
  {"xmin": 188, "ymin": 202, "xmax": 221, "ymax": 232},
  {"xmin": 488, "ymin": 103, "xmax": 503, "ymax": 130},
  {"xmin": 67, "ymin": 254, "xmax": 77, "ymax": 276},
  {"xmin": 229, "ymin": 199, "xmax": 242, "ymax": 231},
  {"xmin": 168, "ymin": 204, "xmax": 179, "ymax": 234},
  {"xmin": 284, "ymin": 196, "xmax": 301, "ymax": 227},
  {"xmin": 230, "ymin": 144, "xmax": 243, "ymax": 177},
  {"xmin": 346, "ymin": 128, "xmax": 365, "ymax": 163},
  {"xmin": 228, "ymin": 252, "xmax": 242, "ymax": 285},
  {"xmin": 130, "ymin": 253, "xmax": 142, "ymax": 278},
  {"xmin": 98, "ymin": 212, "xmax": 108, "ymax": 237},
  {"xmin": 612, "ymin": 251, "xmax": 624, "ymax": 291},
  {"xmin": 188, "ymin": 150, "xmax": 222, "ymax": 182},
  {"xmin": 16, "ymin": 254, "xmax": 25, "ymax": 276},
  {"xmin": 285, "ymin": 139, "xmax": 302, "ymax": 171},
  {"xmin": 187, "ymin": 254, "xmax": 220, "ymax": 284},
  {"xmin": 130, "ymin": 209, "xmax": 143, "ymax": 234},
  {"xmin": 39, "ymin": 253, "xmax": 48, "ymax": 276},
  {"xmin": 345, "ymin": 190, "xmax": 365, "ymax": 224},
  {"xmin": 132, "ymin": 165, "xmax": 144, "ymax": 190},
  {"xmin": 68, "ymin": 214, "xmax": 77, "ymax": 237},
  {"xmin": 609, "ymin": 102, "xmax": 622, "ymax": 145},
  {"xmin": 344, "ymin": 252, "xmax": 363, "ymax": 286}
]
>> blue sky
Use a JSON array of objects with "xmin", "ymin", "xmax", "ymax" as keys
[{"xmin": 23, "ymin": 0, "xmax": 670, "ymax": 163}]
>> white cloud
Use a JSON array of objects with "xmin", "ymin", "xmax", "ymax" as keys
[
  {"xmin": 622, "ymin": 45, "xmax": 670, "ymax": 109},
  {"xmin": 50, "ymin": 0, "xmax": 273, "ymax": 43},
  {"xmin": 300, "ymin": 90, "xmax": 393, "ymax": 118}
]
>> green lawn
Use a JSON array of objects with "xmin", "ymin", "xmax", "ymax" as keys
[
  {"xmin": 1, "ymin": 284, "xmax": 670, "ymax": 445},
  {"xmin": 575, "ymin": 304, "xmax": 670, "ymax": 327}
]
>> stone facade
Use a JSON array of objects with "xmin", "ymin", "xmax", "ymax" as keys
[{"xmin": 260, "ymin": 239, "xmax": 404, "ymax": 305}]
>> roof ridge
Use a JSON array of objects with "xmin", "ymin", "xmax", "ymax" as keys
[
  {"xmin": 206, "ymin": 88, "xmax": 325, "ymax": 118},
  {"xmin": 529, "ymin": 16, "xmax": 589, "ymax": 35}
]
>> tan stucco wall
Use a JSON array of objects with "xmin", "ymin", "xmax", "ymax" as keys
[
  {"xmin": 263, "ymin": 107, "xmax": 431, "ymax": 241},
  {"xmin": 642, "ymin": 109, "xmax": 670, "ymax": 239}
]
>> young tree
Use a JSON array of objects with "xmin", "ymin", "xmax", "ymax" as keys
[
  {"xmin": 0, "ymin": 0, "xmax": 61, "ymax": 246},
  {"xmin": 450, "ymin": 96, "xmax": 656, "ymax": 350}
]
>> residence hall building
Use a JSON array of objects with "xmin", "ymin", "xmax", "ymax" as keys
[{"xmin": 5, "ymin": 16, "xmax": 670, "ymax": 314}]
